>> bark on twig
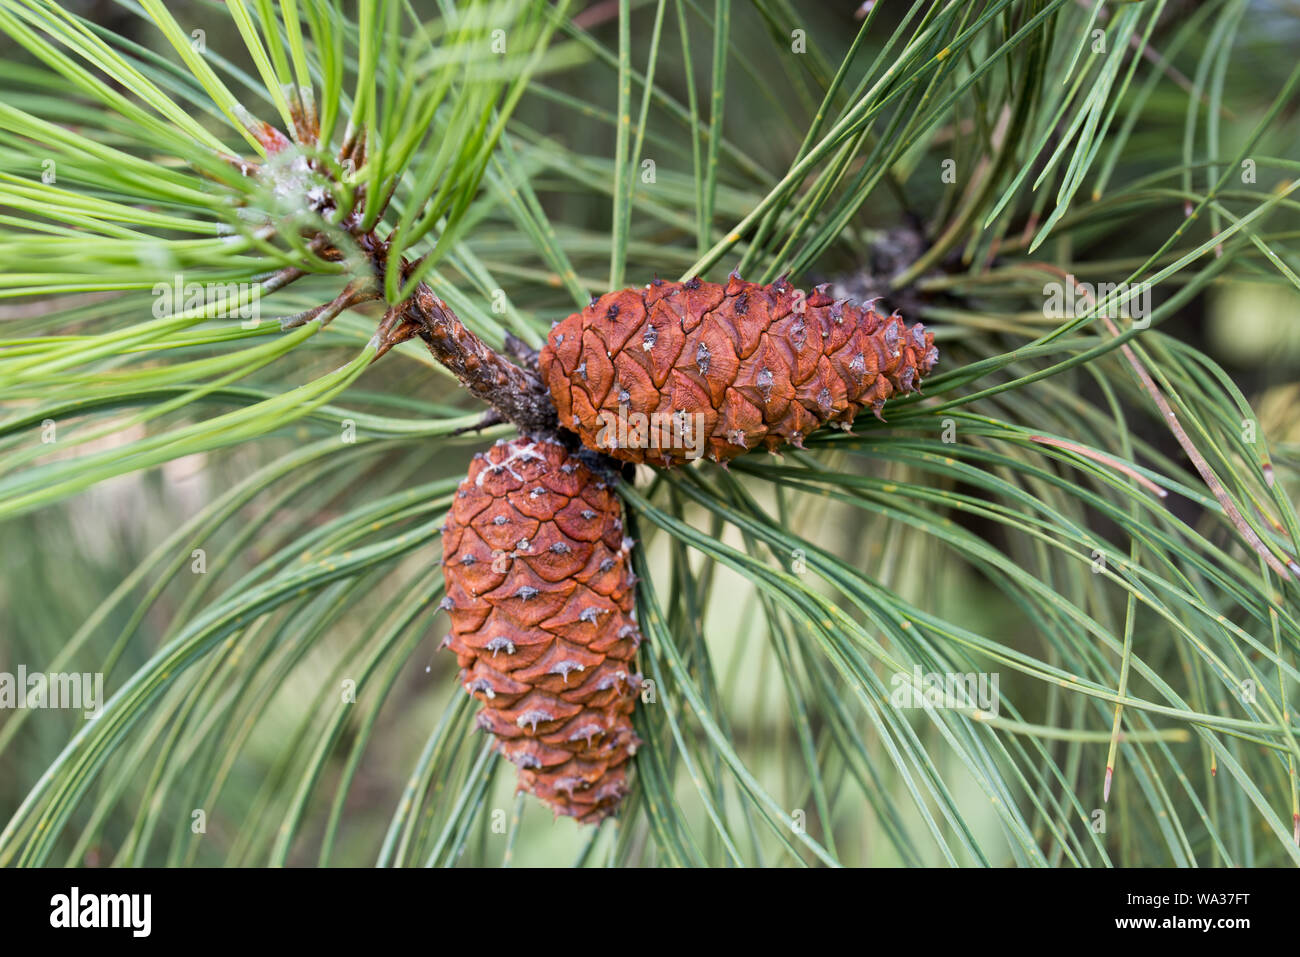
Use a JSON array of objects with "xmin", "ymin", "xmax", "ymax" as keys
[
  {"xmin": 391, "ymin": 282, "xmax": 559, "ymax": 437},
  {"xmin": 352, "ymin": 230, "xmax": 559, "ymax": 438}
]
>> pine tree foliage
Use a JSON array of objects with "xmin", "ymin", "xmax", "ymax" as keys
[{"xmin": 1, "ymin": 0, "xmax": 1299, "ymax": 866}]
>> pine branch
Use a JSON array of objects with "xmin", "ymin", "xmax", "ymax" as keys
[
  {"xmin": 296, "ymin": 221, "xmax": 562, "ymax": 438},
  {"xmin": 387, "ymin": 281, "xmax": 559, "ymax": 437}
]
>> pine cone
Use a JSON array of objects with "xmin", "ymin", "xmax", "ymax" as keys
[
  {"xmin": 539, "ymin": 274, "xmax": 938, "ymax": 466},
  {"xmin": 440, "ymin": 436, "xmax": 642, "ymax": 823}
]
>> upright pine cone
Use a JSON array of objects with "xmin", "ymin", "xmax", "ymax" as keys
[
  {"xmin": 440, "ymin": 436, "xmax": 642, "ymax": 823},
  {"xmin": 539, "ymin": 274, "xmax": 938, "ymax": 466}
]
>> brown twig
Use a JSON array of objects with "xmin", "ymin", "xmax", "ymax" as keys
[
  {"xmin": 280, "ymin": 279, "xmax": 379, "ymax": 330},
  {"xmin": 1105, "ymin": 322, "xmax": 1296, "ymax": 580},
  {"xmin": 1030, "ymin": 263, "xmax": 1294, "ymax": 581},
  {"xmin": 393, "ymin": 282, "xmax": 559, "ymax": 436},
  {"xmin": 1029, "ymin": 434, "xmax": 1168, "ymax": 499},
  {"xmin": 350, "ymin": 230, "xmax": 560, "ymax": 436}
]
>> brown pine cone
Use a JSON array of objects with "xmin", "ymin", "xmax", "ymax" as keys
[
  {"xmin": 539, "ymin": 274, "xmax": 938, "ymax": 466},
  {"xmin": 440, "ymin": 436, "xmax": 642, "ymax": 823}
]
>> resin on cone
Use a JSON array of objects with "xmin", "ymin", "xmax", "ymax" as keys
[
  {"xmin": 539, "ymin": 274, "xmax": 938, "ymax": 466},
  {"xmin": 440, "ymin": 436, "xmax": 642, "ymax": 822}
]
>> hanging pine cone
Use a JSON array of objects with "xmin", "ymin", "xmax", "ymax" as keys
[
  {"xmin": 539, "ymin": 274, "xmax": 938, "ymax": 466},
  {"xmin": 440, "ymin": 436, "xmax": 642, "ymax": 823}
]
